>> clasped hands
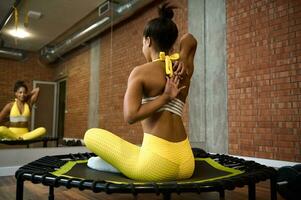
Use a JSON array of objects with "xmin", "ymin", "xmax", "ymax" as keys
[{"xmin": 163, "ymin": 61, "xmax": 188, "ymax": 100}]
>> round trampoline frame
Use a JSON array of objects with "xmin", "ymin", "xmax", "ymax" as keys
[
  {"xmin": 15, "ymin": 148, "xmax": 277, "ymax": 200},
  {"xmin": 0, "ymin": 137, "xmax": 59, "ymax": 148}
]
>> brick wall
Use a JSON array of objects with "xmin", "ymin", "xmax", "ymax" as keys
[
  {"xmin": 98, "ymin": 0, "xmax": 188, "ymax": 144},
  {"xmin": 0, "ymin": 53, "xmax": 53, "ymax": 110},
  {"xmin": 227, "ymin": 0, "xmax": 301, "ymax": 161},
  {"xmin": 54, "ymin": 47, "xmax": 90, "ymax": 139}
]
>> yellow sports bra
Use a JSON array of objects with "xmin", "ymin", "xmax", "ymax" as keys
[
  {"xmin": 10, "ymin": 100, "xmax": 30, "ymax": 123},
  {"xmin": 143, "ymin": 52, "xmax": 184, "ymax": 116},
  {"xmin": 142, "ymin": 96, "xmax": 184, "ymax": 116},
  {"xmin": 152, "ymin": 52, "xmax": 180, "ymax": 77}
]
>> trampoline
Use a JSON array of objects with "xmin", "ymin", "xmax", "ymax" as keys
[
  {"xmin": 0, "ymin": 137, "xmax": 59, "ymax": 148},
  {"xmin": 15, "ymin": 148, "xmax": 277, "ymax": 200}
]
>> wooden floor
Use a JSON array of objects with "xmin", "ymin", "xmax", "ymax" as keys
[{"xmin": 0, "ymin": 176, "xmax": 285, "ymax": 200}]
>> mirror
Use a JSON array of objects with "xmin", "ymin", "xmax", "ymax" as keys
[
  {"xmin": 0, "ymin": 74, "xmax": 67, "ymax": 149},
  {"xmin": 0, "ymin": 0, "xmax": 114, "ymax": 149}
]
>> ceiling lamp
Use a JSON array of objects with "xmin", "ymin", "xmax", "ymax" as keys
[{"xmin": 8, "ymin": 28, "xmax": 30, "ymax": 38}]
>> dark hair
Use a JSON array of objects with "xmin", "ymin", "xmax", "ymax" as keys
[
  {"xmin": 143, "ymin": 3, "xmax": 178, "ymax": 52},
  {"xmin": 14, "ymin": 81, "xmax": 28, "ymax": 92}
]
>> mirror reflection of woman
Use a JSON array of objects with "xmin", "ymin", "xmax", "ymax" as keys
[
  {"xmin": 0, "ymin": 81, "xmax": 46, "ymax": 140},
  {"xmin": 84, "ymin": 3, "xmax": 197, "ymax": 181}
]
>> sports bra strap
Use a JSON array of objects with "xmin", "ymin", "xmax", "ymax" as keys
[
  {"xmin": 152, "ymin": 52, "xmax": 180, "ymax": 77},
  {"xmin": 142, "ymin": 96, "xmax": 184, "ymax": 116}
]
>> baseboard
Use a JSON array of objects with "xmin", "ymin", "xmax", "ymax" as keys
[
  {"xmin": 230, "ymin": 154, "xmax": 300, "ymax": 168},
  {"xmin": 0, "ymin": 166, "xmax": 20, "ymax": 177}
]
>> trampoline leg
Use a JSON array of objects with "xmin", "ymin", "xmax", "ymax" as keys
[
  {"xmin": 16, "ymin": 178, "xmax": 24, "ymax": 200},
  {"xmin": 248, "ymin": 182, "xmax": 256, "ymax": 200},
  {"xmin": 219, "ymin": 190, "xmax": 225, "ymax": 200},
  {"xmin": 48, "ymin": 186, "xmax": 54, "ymax": 200},
  {"xmin": 162, "ymin": 192, "xmax": 171, "ymax": 200},
  {"xmin": 43, "ymin": 140, "xmax": 47, "ymax": 147},
  {"xmin": 270, "ymin": 177, "xmax": 277, "ymax": 200}
]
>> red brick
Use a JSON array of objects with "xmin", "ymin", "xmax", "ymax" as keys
[
  {"xmin": 275, "ymin": 153, "xmax": 296, "ymax": 161},
  {"xmin": 255, "ymin": 151, "xmax": 273, "ymax": 159}
]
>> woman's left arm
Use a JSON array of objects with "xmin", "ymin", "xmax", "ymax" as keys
[{"xmin": 27, "ymin": 87, "xmax": 40, "ymax": 107}]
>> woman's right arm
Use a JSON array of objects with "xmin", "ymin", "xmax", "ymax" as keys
[{"xmin": 0, "ymin": 103, "xmax": 12, "ymax": 124}]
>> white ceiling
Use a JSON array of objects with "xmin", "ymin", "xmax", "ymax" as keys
[{"xmin": 1, "ymin": 0, "xmax": 106, "ymax": 51}]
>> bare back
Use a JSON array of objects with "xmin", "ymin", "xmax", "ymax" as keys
[
  {"xmin": 123, "ymin": 33, "xmax": 197, "ymax": 142},
  {"xmin": 140, "ymin": 33, "xmax": 197, "ymax": 142}
]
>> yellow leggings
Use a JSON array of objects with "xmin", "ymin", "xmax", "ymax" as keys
[
  {"xmin": 84, "ymin": 128, "xmax": 195, "ymax": 181},
  {"xmin": 0, "ymin": 126, "xmax": 46, "ymax": 140}
]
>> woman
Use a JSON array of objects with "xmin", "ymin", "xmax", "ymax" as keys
[
  {"xmin": 0, "ymin": 81, "xmax": 46, "ymax": 140},
  {"xmin": 84, "ymin": 3, "xmax": 197, "ymax": 181}
]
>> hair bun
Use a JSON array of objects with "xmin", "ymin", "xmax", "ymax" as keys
[{"xmin": 158, "ymin": 3, "xmax": 176, "ymax": 20}]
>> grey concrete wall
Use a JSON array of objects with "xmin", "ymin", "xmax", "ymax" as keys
[
  {"xmin": 88, "ymin": 39, "xmax": 100, "ymax": 128},
  {"xmin": 205, "ymin": 0, "xmax": 228, "ymax": 154},
  {"xmin": 188, "ymin": 0, "xmax": 228, "ymax": 154},
  {"xmin": 188, "ymin": 0, "xmax": 206, "ymax": 148}
]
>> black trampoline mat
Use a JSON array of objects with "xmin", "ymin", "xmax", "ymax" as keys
[{"xmin": 54, "ymin": 158, "xmax": 243, "ymax": 184}]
